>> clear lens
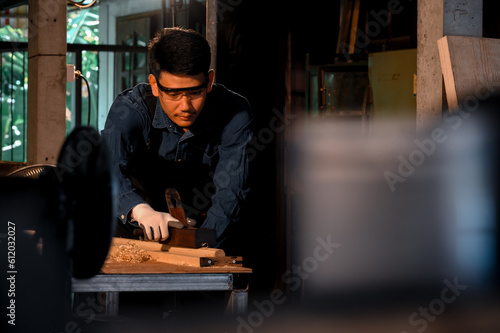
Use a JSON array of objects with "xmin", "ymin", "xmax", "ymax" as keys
[{"xmin": 163, "ymin": 88, "xmax": 207, "ymax": 101}]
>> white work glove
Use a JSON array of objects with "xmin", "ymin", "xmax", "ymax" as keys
[{"xmin": 131, "ymin": 203, "xmax": 184, "ymax": 241}]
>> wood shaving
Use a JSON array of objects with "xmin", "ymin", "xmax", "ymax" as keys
[{"xmin": 107, "ymin": 242, "xmax": 154, "ymax": 263}]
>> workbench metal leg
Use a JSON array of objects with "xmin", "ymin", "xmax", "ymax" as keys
[
  {"xmin": 226, "ymin": 289, "xmax": 248, "ymax": 315},
  {"xmin": 98, "ymin": 292, "xmax": 119, "ymax": 317}
]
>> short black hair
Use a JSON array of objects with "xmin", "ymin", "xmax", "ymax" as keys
[{"xmin": 148, "ymin": 27, "xmax": 211, "ymax": 78}]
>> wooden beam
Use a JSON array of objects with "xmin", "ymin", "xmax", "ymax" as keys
[
  {"xmin": 147, "ymin": 251, "xmax": 242, "ymax": 267},
  {"xmin": 348, "ymin": 0, "xmax": 361, "ymax": 56},
  {"xmin": 112, "ymin": 237, "xmax": 225, "ymax": 257},
  {"xmin": 109, "ymin": 237, "xmax": 241, "ymax": 268}
]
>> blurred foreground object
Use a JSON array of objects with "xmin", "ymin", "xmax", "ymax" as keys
[
  {"xmin": 0, "ymin": 126, "xmax": 117, "ymax": 332},
  {"xmin": 291, "ymin": 95, "xmax": 500, "ymax": 322}
]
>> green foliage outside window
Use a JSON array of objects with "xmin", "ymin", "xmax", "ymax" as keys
[
  {"xmin": 0, "ymin": 26, "xmax": 28, "ymax": 162},
  {"xmin": 0, "ymin": 6, "xmax": 99, "ymax": 162},
  {"xmin": 66, "ymin": 7, "xmax": 99, "ymax": 134}
]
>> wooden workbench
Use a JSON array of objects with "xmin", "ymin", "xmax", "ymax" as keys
[
  {"xmin": 72, "ymin": 260, "xmax": 252, "ymax": 317},
  {"xmin": 100, "ymin": 260, "xmax": 252, "ymax": 274}
]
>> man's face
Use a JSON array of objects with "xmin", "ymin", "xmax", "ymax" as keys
[{"xmin": 149, "ymin": 70, "xmax": 214, "ymax": 132}]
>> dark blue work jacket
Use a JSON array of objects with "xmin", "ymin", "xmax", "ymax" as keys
[{"xmin": 101, "ymin": 83, "xmax": 253, "ymax": 243}]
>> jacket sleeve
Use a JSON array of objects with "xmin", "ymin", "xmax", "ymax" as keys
[
  {"xmin": 101, "ymin": 95, "xmax": 150, "ymax": 224},
  {"xmin": 200, "ymin": 97, "xmax": 254, "ymax": 244}
]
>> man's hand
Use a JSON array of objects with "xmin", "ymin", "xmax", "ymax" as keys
[{"xmin": 132, "ymin": 203, "xmax": 185, "ymax": 241}]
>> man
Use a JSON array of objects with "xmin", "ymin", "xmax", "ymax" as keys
[{"xmin": 102, "ymin": 27, "xmax": 253, "ymax": 248}]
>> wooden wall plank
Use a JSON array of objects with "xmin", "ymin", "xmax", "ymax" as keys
[{"xmin": 438, "ymin": 36, "xmax": 500, "ymax": 111}]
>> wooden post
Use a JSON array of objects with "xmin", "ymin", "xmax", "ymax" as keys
[
  {"xmin": 27, "ymin": 0, "xmax": 67, "ymax": 164},
  {"xmin": 416, "ymin": 0, "xmax": 483, "ymax": 133}
]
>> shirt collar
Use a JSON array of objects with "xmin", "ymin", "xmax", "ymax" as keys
[{"xmin": 151, "ymin": 97, "xmax": 185, "ymax": 135}]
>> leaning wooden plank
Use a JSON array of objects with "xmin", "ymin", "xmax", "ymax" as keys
[
  {"xmin": 111, "ymin": 237, "xmax": 225, "ymax": 257},
  {"xmin": 437, "ymin": 36, "xmax": 459, "ymax": 111},
  {"xmin": 348, "ymin": 0, "xmax": 361, "ymax": 55},
  {"xmin": 438, "ymin": 36, "xmax": 500, "ymax": 111}
]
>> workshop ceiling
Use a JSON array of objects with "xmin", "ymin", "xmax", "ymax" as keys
[{"xmin": 0, "ymin": 0, "xmax": 27, "ymax": 11}]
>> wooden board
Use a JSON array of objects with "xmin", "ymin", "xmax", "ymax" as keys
[
  {"xmin": 437, "ymin": 36, "xmax": 500, "ymax": 111},
  {"xmin": 101, "ymin": 261, "xmax": 252, "ymax": 274},
  {"xmin": 109, "ymin": 237, "xmax": 241, "ymax": 268},
  {"xmin": 112, "ymin": 237, "xmax": 225, "ymax": 257},
  {"xmin": 147, "ymin": 251, "xmax": 243, "ymax": 267}
]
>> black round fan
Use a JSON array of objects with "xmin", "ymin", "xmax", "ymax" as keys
[
  {"xmin": 55, "ymin": 126, "xmax": 118, "ymax": 278},
  {"xmin": 7, "ymin": 164, "xmax": 56, "ymax": 179}
]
